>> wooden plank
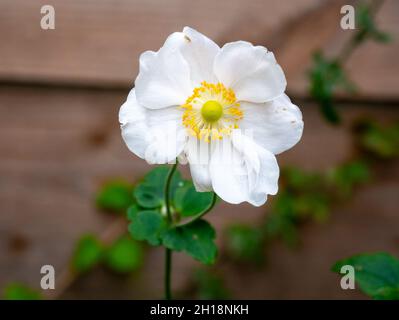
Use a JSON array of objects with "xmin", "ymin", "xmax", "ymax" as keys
[{"xmin": 0, "ymin": 0, "xmax": 326, "ymax": 86}]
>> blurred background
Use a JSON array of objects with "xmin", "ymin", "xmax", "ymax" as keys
[{"xmin": 0, "ymin": 0, "xmax": 398, "ymax": 299}]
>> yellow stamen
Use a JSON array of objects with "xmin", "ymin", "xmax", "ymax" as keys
[{"xmin": 181, "ymin": 81, "xmax": 243, "ymax": 142}]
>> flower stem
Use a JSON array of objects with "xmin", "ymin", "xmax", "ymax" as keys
[
  {"xmin": 177, "ymin": 192, "xmax": 217, "ymax": 227},
  {"xmin": 163, "ymin": 161, "xmax": 178, "ymax": 300},
  {"xmin": 164, "ymin": 161, "xmax": 178, "ymax": 222}
]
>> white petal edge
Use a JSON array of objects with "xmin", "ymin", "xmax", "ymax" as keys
[
  {"xmin": 135, "ymin": 27, "xmax": 221, "ymax": 109},
  {"xmin": 135, "ymin": 32, "xmax": 193, "ymax": 109},
  {"xmin": 232, "ymin": 131, "xmax": 279, "ymax": 206},
  {"xmin": 213, "ymin": 41, "xmax": 286, "ymax": 103},
  {"xmin": 239, "ymin": 94, "xmax": 304, "ymax": 155},
  {"xmin": 119, "ymin": 89, "xmax": 187, "ymax": 164},
  {"xmin": 209, "ymin": 131, "xmax": 279, "ymax": 206},
  {"xmin": 181, "ymin": 27, "xmax": 220, "ymax": 86}
]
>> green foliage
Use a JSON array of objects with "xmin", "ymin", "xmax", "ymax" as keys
[
  {"xmin": 193, "ymin": 269, "xmax": 230, "ymax": 299},
  {"xmin": 263, "ymin": 191, "xmax": 299, "ymax": 247},
  {"xmin": 308, "ymin": 52, "xmax": 354, "ymax": 124},
  {"xmin": 162, "ymin": 220, "xmax": 217, "ymax": 264},
  {"xmin": 282, "ymin": 168, "xmax": 331, "ymax": 221},
  {"xmin": 356, "ymin": 120, "xmax": 399, "ymax": 159},
  {"xmin": 72, "ymin": 233, "xmax": 145, "ymax": 275},
  {"xmin": 71, "ymin": 234, "xmax": 104, "ymax": 273},
  {"xmin": 173, "ymin": 180, "xmax": 214, "ymax": 217},
  {"xmin": 309, "ymin": 1, "xmax": 391, "ymax": 125},
  {"xmin": 128, "ymin": 168, "xmax": 174, "ymax": 247},
  {"xmin": 327, "ymin": 160, "xmax": 370, "ymax": 198},
  {"xmin": 127, "ymin": 165, "xmax": 219, "ymax": 265},
  {"xmin": 133, "ymin": 166, "xmax": 183, "ymax": 209},
  {"xmin": 355, "ymin": 3, "xmax": 392, "ymax": 44},
  {"xmin": 226, "ymin": 159, "xmax": 373, "ymax": 262},
  {"xmin": 104, "ymin": 236, "xmax": 143, "ymax": 274},
  {"xmin": 128, "ymin": 209, "xmax": 167, "ymax": 246},
  {"xmin": 332, "ymin": 252, "xmax": 399, "ymax": 300},
  {"xmin": 3, "ymin": 283, "xmax": 41, "ymax": 300},
  {"xmin": 96, "ymin": 180, "xmax": 134, "ymax": 213},
  {"xmin": 295, "ymin": 193, "xmax": 330, "ymax": 222},
  {"xmin": 282, "ymin": 167, "xmax": 324, "ymax": 192},
  {"xmin": 225, "ymin": 224, "xmax": 264, "ymax": 263},
  {"xmin": 263, "ymin": 167, "xmax": 332, "ymax": 246}
]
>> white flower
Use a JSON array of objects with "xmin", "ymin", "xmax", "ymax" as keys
[{"xmin": 119, "ymin": 27, "xmax": 303, "ymax": 206}]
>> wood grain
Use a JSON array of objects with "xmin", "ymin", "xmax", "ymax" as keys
[{"xmin": 0, "ymin": 0, "xmax": 321, "ymax": 86}]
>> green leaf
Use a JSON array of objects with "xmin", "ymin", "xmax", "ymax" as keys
[
  {"xmin": 264, "ymin": 192, "xmax": 299, "ymax": 247},
  {"xmin": 282, "ymin": 167, "xmax": 324, "ymax": 192},
  {"xmin": 162, "ymin": 220, "xmax": 217, "ymax": 264},
  {"xmin": 356, "ymin": 3, "xmax": 392, "ymax": 44},
  {"xmin": 104, "ymin": 236, "xmax": 143, "ymax": 273},
  {"xmin": 71, "ymin": 235, "xmax": 104, "ymax": 273},
  {"xmin": 327, "ymin": 161, "xmax": 370, "ymax": 197},
  {"xmin": 128, "ymin": 210, "xmax": 167, "ymax": 246},
  {"xmin": 265, "ymin": 215, "xmax": 299, "ymax": 248},
  {"xmin": 225, "ymin": 224, "xmax": 264, "ymax": 263},
  {"xmin": 373, "ymin": 287, "xmax": 399, "ymax": 300},
  {"xmin": 3, "ymin": 283, "xmax": 41, "ymax": 300},
  {"xmin": 332, "ymin": 252, "xmax": 399, "ymax": 300},
  {"xmin": 320, "ymin": 100, "xmax": 340, "ymax": 124},
  {"xmin": 371, "ymin": 30, "xmax": 392, "ymax": 43},
  {"xmin": 127, "ymin": 204, "xmax": 140, "ymax": 221},
  {"xmin": 173, "ymin": 180, "xmax": 214, "ymax": 217},
  {"xmin": 355, "ymin": 4, "xmax": 375, "ymax": 43},
  {"xmin": 134, "ymin": 185, "xmax": 163, "ymax": 209},
  {"xmin": 194, "ymin": 269, "xmax": 230, "ymax": 300},
  {"xmin": 133, "ymin": 166, "xmax": 183, "ymax": 208},
  {"xmin": 96, "ymin": 180, "xmax": 134, "ymax": 213},
  {"xmin": 340, "ymin": 161, "xmax": 370, "ymax": 184},
  {"xmin": 358, "ymin": 121, "xmax": 399, "ymax": 159},
  {"xmin": 294, "ymin": 193, "xmax": 330, "ymax": 222},
  {"xmin": 308, "ymin": 52, "xmax": 355, "ymax": 124}
]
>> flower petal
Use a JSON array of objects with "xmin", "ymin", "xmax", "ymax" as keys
[
  {"xmin": 240, "ymin": 94, "xmax": 304, "ymax": 155},
  {"xmin": 135, "ymin": 32, "xmax": 193, "ymax": 109},
  {"xmin": 181, "ymin": 27, "xmax": 220, "ymax": 86},
  {"xmin": 185, "ymin": 136, "xmax": 213, "ymax": 192},
  {"xmin": 231, "ymin": 131, "xmax": 279, "ymax": 206},
  {"xmin": 213, "ymin": 41, "xmax": 286, "ymax": 103},
  {"xmin": 209, "ymin": 131, "xmax": 279, "ymax": 206},
  {"xmin": 119, "ymin": 89, "xmax": 187, "ymax": 164},
  {"xmin": 135, "ymin": 28, "xmax": 221, "ymax": 109},
  {"xmin": 209, "ymin": 138, "xmax": 248, "ymax": 204}
]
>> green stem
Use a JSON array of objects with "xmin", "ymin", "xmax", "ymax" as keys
[
  {"xmin": 177, "ymin": 192, "xmax": 217, "ymax": 227},
  {"xmin": 164, "ymin": 161, "xmax": 178, "ymax": 222},
  {"xmin": 163, "ymin": 161, "xmax": 178, "ymax": 300}
]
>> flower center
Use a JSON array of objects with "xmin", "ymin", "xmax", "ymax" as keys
[
  {"xmin": 201, "ymin": 100, "xmax": 223, "ymax": 122},
  {"xmin": 181, "ymin": 81, "xmax": 243, "ymax": 142}
]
